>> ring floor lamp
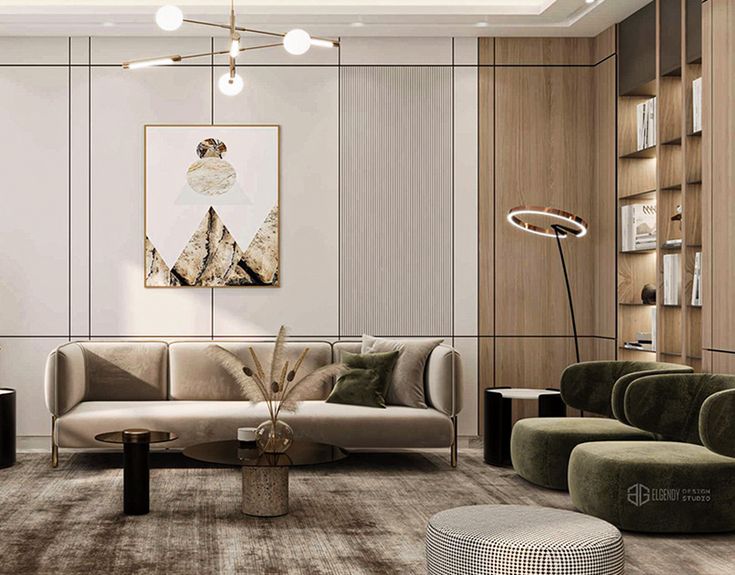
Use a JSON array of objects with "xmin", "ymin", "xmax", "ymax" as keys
[{"xmin": 507, "ymin": 206, "xmax": 589, "ymax": 364}]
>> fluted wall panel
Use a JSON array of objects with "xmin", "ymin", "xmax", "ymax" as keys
[{"xmin": 340, "ymin": 66, "xmax": 453, "ymax": 336}]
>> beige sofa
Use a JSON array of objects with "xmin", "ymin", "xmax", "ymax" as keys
[{"xmin": 44, "ymin": 340, "xmax": 462, "ymax": 467}]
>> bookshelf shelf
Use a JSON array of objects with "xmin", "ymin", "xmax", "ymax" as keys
[{"xmin": 617, "ymin": 0, "xmax": 702, "ymax": 368}]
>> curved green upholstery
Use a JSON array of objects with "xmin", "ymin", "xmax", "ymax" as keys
[
  {"xmin": 511, "ymin": 361, "xmax": 681, "ymax": 491},
  {"xmin": 569, "ymin": 441, "xmax": 735, "ymax": 533},
  {"xmin": 569, "ymin": 374, "xmax": 735, "ymax": 533},
  {"xmin": 511, "ymin": 418, "xmax": 652, "ymax": 490},
  {"xmin": 611, "ymin": 365, "xmax": 694, "ymax": 425},
  {"xmin": 624, "ymin": 373, "xmax": 735, "ymax": 443},
  {"xmin": 561, "ymin": 361, "xmax": 692, "ymax": 416},
  {"xmin": 701, "ymin": 388, "xmax": 735, "ymax": 458}
]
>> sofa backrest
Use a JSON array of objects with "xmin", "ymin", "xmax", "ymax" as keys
[
  {"xmin": 624, "ymin": 373, "xmax": 735, "ymax": 445},
  {"xmin": 46, "ymin": 341, "xmax": 168, "ymax": 414},
  {"xmin": 560, "ymin": 360, "xmax": 692, "ymax": 417},
  {"xmin": 168, "ymin": 341, "xmax": 333, "ymax": 400}
]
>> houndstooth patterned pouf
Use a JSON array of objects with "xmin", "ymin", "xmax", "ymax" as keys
[{"xmin": 426, "ymin": 505, "xmax": 625, "ymax": 575}]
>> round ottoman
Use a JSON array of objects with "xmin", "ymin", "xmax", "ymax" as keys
[{"xmin": 426, "ymin": 505, "xmax": 624, "ymax": 575}]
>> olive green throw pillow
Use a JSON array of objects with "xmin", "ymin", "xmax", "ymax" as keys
[{"xmin": 326, "ymin": 350, "xmax": 400, "ymax": 408}]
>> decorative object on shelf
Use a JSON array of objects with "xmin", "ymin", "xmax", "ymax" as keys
[
  {"xmin": 691, "ymin": 251, "xmax": 702, "ymax": 306},
  {"xmin": 207, "ymin": 326, "xmax": 346, "ymax": 453},
  {"xmin": 662, "ymin": 238, "xmax": 683, "ymax": 249},
  {"xmin": 621, "ymin": 203, "xmax": 656, "ymax": 251},
  {"xmin": 237, "ymin": 427, "xmax": 257, "ymax": 446},
  {"xmin": 145, "ymin": 125, "xmax": 279, "ymax": 287},
  {"xmin": 122, "ymin": 1, "xmax": 338, "ymax": 96},
  {"xmin": 641, "ymin": 283, "xmax": 656, "ymax": 304},
  {"xmin": 507, "ymin": 206, "xmax": 589, "ymax": 363},
  {"xmin": 636, "ymin": 96, "xmax": 656, "ymax": 150},
  {"xmin": 692, "ymin": 77, "xmax": 702, "ymax": 133},
  {"xmin": 663, "ymin": 253, "xmax": 681, "ymax": 305},
  {"xmin": 671, "ymin": 204, "xmax": 683, "ymax": 234}
]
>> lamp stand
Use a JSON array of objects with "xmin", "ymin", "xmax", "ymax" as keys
[{"xmin": 552, "ymin": 224, "xmax": 580, "ymax": 364}]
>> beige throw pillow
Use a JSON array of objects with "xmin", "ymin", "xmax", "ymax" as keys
[{"xmin": 361, "ymin": 335, "xmax": 443, "ymax": 408}]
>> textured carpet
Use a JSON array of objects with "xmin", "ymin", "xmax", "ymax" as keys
[{"xmin": 0, "ymin": 449, "xmax": 733, "ymax": 575}]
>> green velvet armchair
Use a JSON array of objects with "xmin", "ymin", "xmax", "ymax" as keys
[
  {"xmin": 569, "ymin": 373, "xmax": 735, "ymax": 533},
  {"xmin": 510, "ymin": 361, "xmax": 692, "ymax": 490}
]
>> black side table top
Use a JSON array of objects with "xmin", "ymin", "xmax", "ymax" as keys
[{"xmin": 95, "ymin": 429, "xmax": 178, "ymax": 445}]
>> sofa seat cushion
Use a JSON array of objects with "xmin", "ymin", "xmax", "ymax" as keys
[
  {"xmin": 511, "ymin": 417, "xmax": 653, "ymax": 491},
  {"xmin": 56, "ymin": 400, "xmax": 453, "ymax": 449},
  {"xmin": 569, "ymin": 441, "xmax": 735, "ymax": 533}
]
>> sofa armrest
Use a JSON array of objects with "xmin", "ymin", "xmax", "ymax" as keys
[
  {"xmin": 425, "ymin": 345, "xmax": 462, "ymax": 417},
  {"xmin": 44, "ymin": 343, "xmax": 87, "ymax": 417}
]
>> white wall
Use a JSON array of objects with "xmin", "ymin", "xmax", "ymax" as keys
[{"xmin": 0, "ymin": 36, "xmax": 479, "ymax": 437}]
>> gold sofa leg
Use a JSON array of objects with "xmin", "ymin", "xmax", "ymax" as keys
[
  {"xmin": 451, "ymin": 415, "xmax": 458, "ymax": 468},
  {"xmin": 51, "ymin": 416, "xmax": 59, "ymax": 468}
]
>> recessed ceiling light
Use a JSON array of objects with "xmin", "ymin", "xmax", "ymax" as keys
[
  {"xmin": 585, "ymin": 0, "xmax": 596, "ymax": 4},
  {"xmin": 102, "ymin": 21, "xmax": 115, "ymax": 27},
  {"xmin": 350, "ymin": 21, "xmax": 365, "ymax": 28},
  {"xmin": 476, "ymin": 21, "xmax": 489, "ymax": 28}
]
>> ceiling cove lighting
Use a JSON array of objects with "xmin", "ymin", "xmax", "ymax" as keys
[
  {"xmin": 124, "ymin": 1, "xmax": 339, "ymax": 95},
  {"xmin": 507, "ymin": 205, "xmax": 589, "ymax": 363}
]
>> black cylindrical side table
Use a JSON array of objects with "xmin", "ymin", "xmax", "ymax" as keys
[{"xmin": 0, "ymin": 388, "xmax": 16, "ymax": 469}]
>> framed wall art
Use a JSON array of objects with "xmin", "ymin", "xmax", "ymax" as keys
[{"xmin": 144, "ymin": 124, "xmax": 280, "ymax": 287}]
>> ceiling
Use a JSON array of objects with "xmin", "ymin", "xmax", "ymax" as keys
[{"xmin": 0, "ymin": 0, "xmax": 649, "ymax": 37}]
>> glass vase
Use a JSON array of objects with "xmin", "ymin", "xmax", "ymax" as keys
[{"xmin": 255, "ymin": 419, "xmax": 294, "ymax": 454}]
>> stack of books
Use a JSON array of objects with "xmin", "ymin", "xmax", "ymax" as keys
[
  {"xmin": 692, "ymin": 77, "xmax": 702, "ymax": 133},
  {"xmin": 691, "ymin": 251, "xmax": 702, "ymax": 306},
  {"xmin": 624, "ymin": 310, "xmax": 657, "ymax": 353},
  {"xmin": 621, "ymin": 203, "xmax": 657, "ymax": 252},
  {"xmin": 636, "ymin": 97, "xmax": 657, "ymax": 150},
  {"xmin": 663, "ymin": 253, "xmax": 681, "ymax": 305}
]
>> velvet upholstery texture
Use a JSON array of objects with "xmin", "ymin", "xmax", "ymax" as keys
[
  {"xmin": 611, "ymin": 365, "xmax": 694, "ymax": 424},
  {"xmin": 560, "ymin": 361, "xmax": 692, "ymax": 416},
  {"xmin": 327, "ymin": 350, "xmax": 400, "ymax": 408},
  {"xmin": 511, "ymin": 361, "xmax": 685, "ymax": 491},
  {"xmin": 700, "ymin": 388, "xmax": 735, "ymax": 458},
  {"xmin": 623, "ymin": 373, "xmax": 735, "ymax": 443},
  {"xmin": 511, "ymin": 418, "xmax": 652, "ymax": 490},
  {"xmin": 569, "ymin": 441, "xmax": 735, "ymax": 533}
]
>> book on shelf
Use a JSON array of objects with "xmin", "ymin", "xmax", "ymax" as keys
[
  {"xmin": 663, "ymin": 253, "xmax": 681, "ymax": 305},
  {"xmin": 662, "ymin": 238, "xmax": 682, "ymax": 249},
  {"xmin": 621, "ymin": 203, "xmax": 657, "ymax": 252},
  {"xmin": 624, "ymin": 342, "xmax": 655, "ymax": 352},
  {"xmin": 636, "ymin": 96, "xmax": 657, "ymax": 150},
  {"xmin": 691, "ymin": 251, "xmax": 703, "ymax": 306},
  {"xmin": 692, "ymin": 77, "xmax": 702, "ymax": 134}
]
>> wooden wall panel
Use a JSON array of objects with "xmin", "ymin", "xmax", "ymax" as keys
[
  {"xmin": 594, "ymin": 56, "xmax": 618, "ymax": 338},
  {"xmin": 594, "ymin": 26, "xmax": 617, "ymax": 63},
  {"xmin": 479, "ymin": 38, "xmax": 494, "ymax": 66},
  {"xmin": 709, "ymin": 0, "xmax": 735, "ymax": 352},
  {"xmin": 495, "ymin": 37, "xmax": 595, "ymax": 65},
  {"xmin": 478, "ymin": 337, "xmax": 494, "ymax": 433},
  {"xmin": 495, "ymin": 337, "xmax": 615, "ymax": 422},
  {"xmin": 494, "ymin": 66, "xmax": 596, "ymax": 336},
  {"xmin": 702, "ymin": 0, "xmax": 712, "ymax": 350},
  {"xmin": 478, "ymin": 67, "xmax": 494, "ymax": 337}
]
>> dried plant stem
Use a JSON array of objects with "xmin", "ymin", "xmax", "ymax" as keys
[{"xmin": 249, "ymin": 347, "xmax": 266, "ymax": 381}]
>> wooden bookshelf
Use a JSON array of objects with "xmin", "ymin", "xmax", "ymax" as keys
[{"xmin": 617, "ymin": 0, "xmax": 702, "ymax": 369}]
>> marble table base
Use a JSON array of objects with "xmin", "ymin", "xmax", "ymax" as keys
[{"xmin": 242, "ymin": 466, "xmax": 289, "ymax": 517}]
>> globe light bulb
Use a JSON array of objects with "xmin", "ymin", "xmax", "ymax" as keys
[
  {"xmin": 283, "ymin": 29, "xmax": 311, "ymax": 55},
  {"xmin": 218, "ymin": 72, "xmax": 244, "ymax": 96},
  {"xmin": 155, "ymin": 5, "xmax": 183, "ymax": 31}
]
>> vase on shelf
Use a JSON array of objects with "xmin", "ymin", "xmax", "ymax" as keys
[{"xmin": 255, "ymin": 419, "xmax": 294, "ymax": 454}]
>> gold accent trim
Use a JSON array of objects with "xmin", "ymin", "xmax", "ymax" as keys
[
  {"xmin": 143, "ymin": 124, "xmax": 281, "ymax": 289},
  {"xmin": 507, "ymin": 205, "xmax": 589, "ymax": 239}
]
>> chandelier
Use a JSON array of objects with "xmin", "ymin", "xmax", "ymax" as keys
[{"xmin": 122, "ymin": 2, "xmax": 339, "ymax": 96}]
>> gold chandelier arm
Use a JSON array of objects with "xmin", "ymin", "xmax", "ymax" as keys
[
  {"xmin": 180, "ymin": 17, "xmax": 339, "ymax": 46},
  {"xmin": 122, "ymin": 42, "xmax": 286, "ymax": 67}
]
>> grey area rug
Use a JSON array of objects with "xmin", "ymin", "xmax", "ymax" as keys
[{"xmin": 0, "ymin": 449, "xmax": 733, "ymax": 575}]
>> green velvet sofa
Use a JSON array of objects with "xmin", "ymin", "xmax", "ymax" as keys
[
  {"xmin": 510, "ymin": 361, "xmax": 693, "ymax": 490},
  {"xmin": 569, "ymin": 373, "xmax": 735, "ymax": 533}
]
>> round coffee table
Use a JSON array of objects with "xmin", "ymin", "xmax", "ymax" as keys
[
  {"xmin": 183, "ymin": 440, "xmax": 347, "ymax": 517},
  {"xmin": 95, "ymin": 429, "xmax": 178, "ymax": 515}
]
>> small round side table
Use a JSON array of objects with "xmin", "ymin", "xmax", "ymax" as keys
[
  {"xmin": 0, "ymin": 388, "xmax": 16, "ymax": 469},
  {"xmin": 484, "ymin": 387, "xmax": 565, "ymax": 466},
  {"xmin": 95, "ymin": 429, "xmax": 177, "ymax": 515}
]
